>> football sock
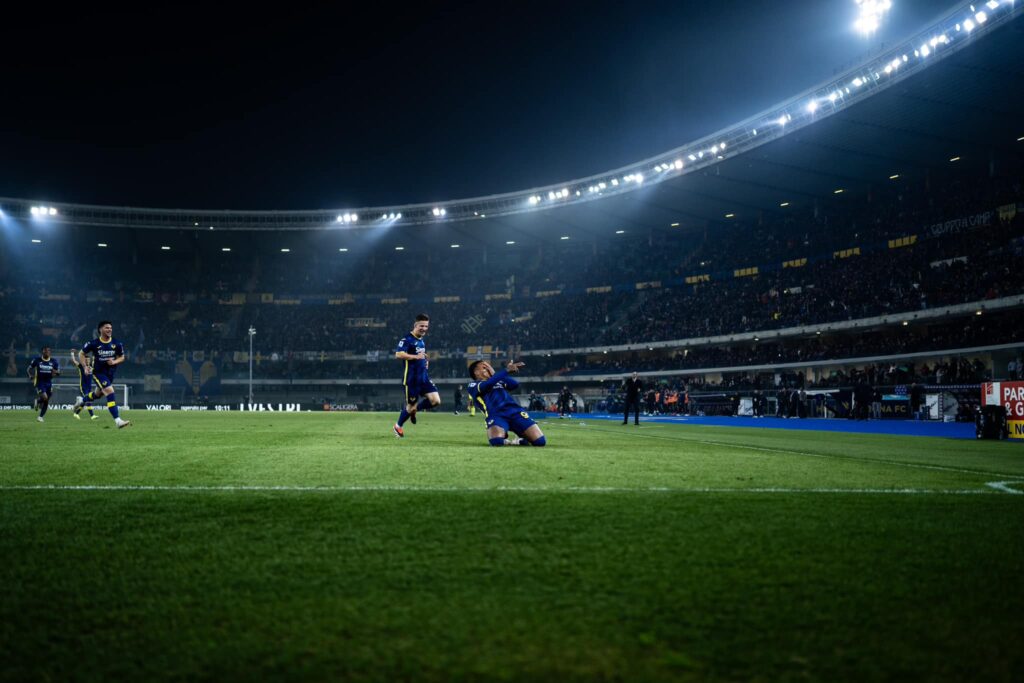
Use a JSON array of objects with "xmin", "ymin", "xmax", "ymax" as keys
[
  {"xmin": 489, "ymin": 437, "xmax": 506, "ymax": 447},
  {"xmin": 397, "ymin": 406, "xmax": 411, "ymax": 427},
  {"xmin": 416, "ymin": 397, "xmax": 433, "ymax": 412},
  {"xmin": 531, "ymin": 436, "xmax": 547, "ymax": 447},
  {"xmin": 39, "ymin": 401, "xmax": 48, "ymax": 418},
  {"xmin": 106, "ymin": 391, "xmax": 120, "ymax": 419}
]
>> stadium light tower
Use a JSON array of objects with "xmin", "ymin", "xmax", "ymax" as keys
[{"xmin": 248, "ymin": 326, "xmax": 256, "ymax": 406}]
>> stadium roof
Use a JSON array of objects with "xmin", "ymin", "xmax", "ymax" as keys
[{"xmin": 1, "ymin": 1, "xmax": 1021, "ymax": 235}]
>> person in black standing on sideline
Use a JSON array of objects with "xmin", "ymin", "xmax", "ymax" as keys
[
  {"xmin": 622, "ymin": 372, "xmax": 643, "ymax": 425},
  {"xmin": 453, "ymin": 385, "xmax": 462, "ymax": 415},
  {"xmin": 558, "ymin": 385, "xmax": 573, "ymax": 418}
]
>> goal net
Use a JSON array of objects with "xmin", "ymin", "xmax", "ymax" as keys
[{"xmin": 49, "ymin": 383, "xmax": 131, "ymax": 410}]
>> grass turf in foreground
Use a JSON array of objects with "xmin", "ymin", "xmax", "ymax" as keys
[{"xmin": 1, "ymin": 412, "xmax": 1022, "ymax": 681}]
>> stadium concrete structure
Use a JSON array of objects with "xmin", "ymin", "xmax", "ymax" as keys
[{"xmin": 1, "ymin": 0, "xmax": 1023, "ymax": 411}]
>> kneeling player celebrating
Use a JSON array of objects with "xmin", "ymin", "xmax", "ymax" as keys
[{"xmin": 467, "ymin": 360, "xmax": 547, "ymax": 447}]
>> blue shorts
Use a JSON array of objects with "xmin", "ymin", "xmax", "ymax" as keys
[
  {"xmin": 36, "ymin": 382, "xmax": 53, "ymax": 397},
  {"xmin": 92, "ymin": 373, "xmax": 115, "ymax": 390},
  {"xmin": 79, "ymin": 370, "xmax": 93, "ymax": 395},
  {"xmin": 486, "ymin": 411, "xmax": 537, "ymax": 437},
  {"xmin": 404, "ymin": 378, "xmax": 439, "ymax": 403}
]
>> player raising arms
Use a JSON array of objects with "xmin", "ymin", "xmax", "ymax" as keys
[
  {"xmin": 70, "ymin": 348, "xmax": 97, "ymax": 420},
  {"xmin": 27, "ymin": 346, "xmax": 59, "ymax": 423},
  {"xmin": 467, "ymin": 359, "xmax": 547, "ymax": 447},
  {"xmin": 74, "ymin": 320, "xmax": 131, "ymax": 429},
  {"xmin": 393, "ymin": 313, "xmax": 441, "ymax": 438}
]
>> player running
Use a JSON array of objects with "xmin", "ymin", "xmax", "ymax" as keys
[
  {"xmin": 467, "ymin": 359, "xmax": 547, "ymax": 447},
  {"xmin": 393, "ymin": 314, "xmax": 441, "ymax": 438},
  {"xmin": 74, "ymin": 320, "xmax": 131, "ymax": 429},
  {"xmin": 27, "ymin": 346, "xmax": 59, "ymax": 423},
  {"xmin": 70, "ymin": 348, "xmax": 98, "ymax": 420}
]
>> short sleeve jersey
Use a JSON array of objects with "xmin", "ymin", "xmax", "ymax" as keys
[
  {"xmin": 28, "ymin": 356, "xmax": 59, "ymax": 384},
  {"xmin": 82, "ymin": 337, "xmax": 125, "ymax": 378},
  {"xmin": 396, "ymin": 333, "xmax": 428, "ymax": 382}
]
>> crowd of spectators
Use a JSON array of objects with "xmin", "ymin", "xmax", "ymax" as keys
[{"xmin": 2, "ymin": 162, "xmax": 1022, "ymax": 382}]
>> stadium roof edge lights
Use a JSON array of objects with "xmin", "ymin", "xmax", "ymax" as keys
[{"xmin": 0, "ymin": 0, "xmax": 1019, "ymax": 232}]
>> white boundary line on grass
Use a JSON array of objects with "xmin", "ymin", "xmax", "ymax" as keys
[
  {"xmin": 985, "ymin": 481, "xmax": 1024, "ymax": 495},
  {"xmin": 558, "ymin": 423, "xmax": 1024, "ymax": 479},
  {"xmin": 0, "ymin": 484, "xmax": 1017, "ymax": 495}
]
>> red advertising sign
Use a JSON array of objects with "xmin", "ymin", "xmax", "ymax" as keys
[{"xmin": 982, "ymin": 382, "xmax": 1024, "ymax": 439}]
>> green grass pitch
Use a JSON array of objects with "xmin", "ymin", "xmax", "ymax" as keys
[{"xmin": 1, "ymin": 411, "xmax": 1022, "ymax": 681}]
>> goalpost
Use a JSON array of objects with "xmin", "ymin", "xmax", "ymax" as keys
[{"xmin": 50, "ymin": 383, "xmax": 131, "ymax": 410}]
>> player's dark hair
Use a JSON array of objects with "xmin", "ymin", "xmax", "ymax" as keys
[
  {"xmin": 97, "ymin": 320, "xmax": 113, "ymax": 332},
  {"xmin": 468, "ymin": 360, "xmax": 484, "ymax": 379},
  {"xmin": 415, "ymin": 313, "xmax": 429, "ymax": 322}
]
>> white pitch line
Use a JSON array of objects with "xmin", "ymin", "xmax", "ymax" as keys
[
  {"xmin": 0, "ymin": 484, "xmax": 1012, "ymax": 495},
  {"xmin": 559, "ymin": 423, "xmax": 1023, "ymax": 479},
  {"xmin": 985, "ymin": 481, "xmax": 1024, "ymax": 495}
]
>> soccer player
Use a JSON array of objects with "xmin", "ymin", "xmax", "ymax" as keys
[
  {"xmin": 74, "ymin": 320, "xmax": 131, "ymax": 429},
  {"xmin": 393, "ymin": 314, "xmax": 440, "ymax": 438},
  {"xmin": 70, "ymin": 348, "xmax": 98, "ymax": 420},
  {"xmin": 27, "ymin": 346, "xmax": 59, "ymax": 423},
  {"xmin": 467, "ymin": 359, "xmax": 547, "ymax": 447}
]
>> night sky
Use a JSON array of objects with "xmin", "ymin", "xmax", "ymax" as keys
[{"xmin": 2, "ymin": 0, "xmax": 944, "ymax": 209}]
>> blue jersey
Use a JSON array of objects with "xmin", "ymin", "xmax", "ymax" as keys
[
  {"xmin": 396, "ymin": 333, "xmax": 429, "ymax": 383},
  {"xmin": 467, "ymin": 370, "xmax": 523, "ymax": 419},
  {"xmin": 82, "ymin": 337, "xmax": 125, "ymax": 379},
  {"xmin": 28, "ymin": 356, "xmax": 59, "ymax": 385}
]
